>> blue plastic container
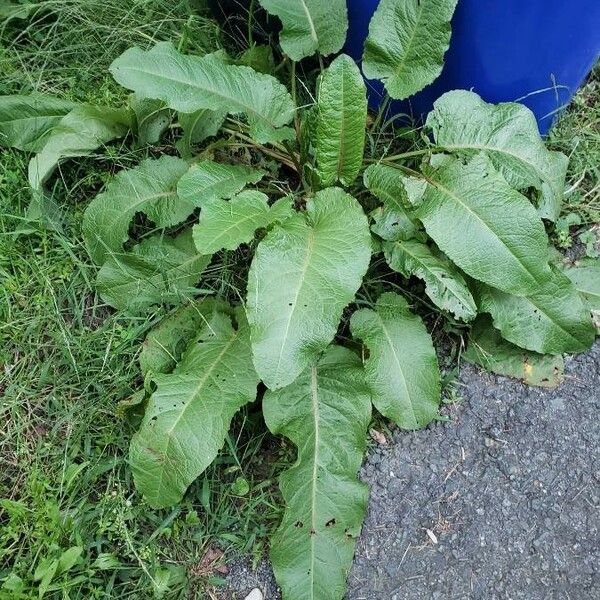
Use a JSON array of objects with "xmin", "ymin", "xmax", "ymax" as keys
[{"xmin": 346, "ymin": 0, "xmax": 600, "ymax": 134}]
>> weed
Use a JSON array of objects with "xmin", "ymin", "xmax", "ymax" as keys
[
  {"xmin": 0, "ymin": 3, "xmax": 282, "ymax": 598},
  {"xmin": 0, "ymin": 1, "xmax": 597, "ymax": 599}
]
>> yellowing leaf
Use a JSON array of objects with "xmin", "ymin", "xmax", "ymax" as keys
[
  {"xmin": 476, "ymin": 268, "xmax": 596, "ymax": 354},
  {"xmin": 464, "ymin": 316, "xmax": 564, "ymax": 388}
]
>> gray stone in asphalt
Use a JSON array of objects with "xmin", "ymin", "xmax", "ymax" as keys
[{"xmin": 227, "ymin": 342, "xmax": 600, "ymax": 599}]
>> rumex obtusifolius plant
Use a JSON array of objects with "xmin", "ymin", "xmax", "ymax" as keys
[{"xmin": 1, "ymin": 0, "xmax": 598, "ymax": 598}]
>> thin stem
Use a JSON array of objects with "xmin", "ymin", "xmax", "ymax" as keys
[
  {"xmin": 291, "ymin": 60, "xmax": 300, "ymax": 134},
  {"xmin": 364, "ymin": 148, "xmax": 432, "ymax": 164},
  {"xmin": 247, "ymin": 0, "xmax": 255, "ymax": 46},
  {"xmin": 282, "ymin": 140, "xmax": 302, "ymax": 177},
  {"xmin": 223, "ymin": 119, "xmax": 287, "ymax": 152},
  {"xmin": 317, "ymin": 53, "xmax": 325, "ymax": 73},
  {"xmin": 221, "ymin": 127, "xmax": 299, "ymax": 171},
  {"xmin": 376, "ymin": 159, "xmax": 432, "ymax": 184},
  {"xmin": 291, "ymin": 61, "xmax": 297, "ymax": 105},
  {"xmin": 371, "ymin": 93, "xmax": 391, "ymax": 132},
  {"xmin": 274, "ymin": 56, "xmax": 289, "ymax": 73}
]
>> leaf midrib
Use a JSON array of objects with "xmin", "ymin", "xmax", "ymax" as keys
[
  {"xmin": 1, "ymin": 112, "xmax": 71, "ymax": 127},
  {"xmin": 335, "ymin": 61, "xmax": 347, "ymax": 182},
  {"xmin": 299, "ymin": 0, "xmax": 319, "ymax": 48},
  {"xmin": 115, "ymin": 62, "xmax": 281, "ymax": 129},
  {"xmin": 376, "ymin": 313, "xmax": 418, "ymax": 428},
  {"xmin": 393, "ymin": 240, "xmax": 475, "ymax": 315},
  {"xmin": 273, "ymin": 226, "xmax": 316, "ymax": 383},
  {"xmin": 153, "ymin": 327, "xmax": 241, "ymax": 499},
  {"xmin": 425, "ymin": 176, "xmax": 543, "ymax": 286},
  {"xmin": 389, "ymin": 0, "xmax": 426, "ymax": 84},
  {"xmin": 308, "ymin": 364, "xmax": 319, "ymax": 599}
]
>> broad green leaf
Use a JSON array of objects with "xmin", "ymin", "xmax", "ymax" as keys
[
  {"xmin": 130, "ymin": 94, "xmax": 171, "ymax": 146},
  {"xmin": 402, "ymin": 175, "xmax": 428, "ymax": 207},
  {"xmin": 537, "ymin": 152, "xmax": 568, "ymax": 222},
  {"xmin": 426, "ymin": 90, "xmax": 568, "ymax": 221},
  {"xmin": 0, "ymin": 573, "xmax": 25, "ymax": 594},
  {"xmin": 56, "ymin": 547, "xmax": 83, "ymax": 576},
  {"xmin": 476, "ymin": 268, "xmax": 596, "ymax": 354},
  {"xmin": 263, "ymin": 346, "xmax": 371, "ymax": 600},
  {"xmin": 362, "ymin": 0, "xmax": 458, "ymax": 100},
  {"xmin": 83, "ymin": 156, "xmax": 193, "ymax": 264},
  {"xmin": 464, "ymin": 316, "xmax": 564, "ymax": 388},
  {"xmin": 176, "ymin": 109, "xmax": 226, "ymax": 158},
  {"xmin": 363, "ymin": 163, "xmax": 409, "ymax": 212},
  {"xmin": 562, "ymin": 258, "xmax": 600, "ymax": 310},
  {"xmin": 35, "ymin": 558, "xmax": 58, "ymax": 599},
  {"xmin": 177, "ymin": 160, "xmax": 266, "ymax": 209},
  {"xmin": 28, "ymin": 105, "xmax": 130, "ymax": 192},
  {"xmin": 384, "ymin": 239, "xmax": 477, "ymax": 321},
  {"xmin": 314, "ymin": 54, "xmax": 367, "ymax": 187},
  {"xmin": 416, "ymin": 153, "xmax": 552, "ymax": 295},
  {"xmin": 370, "ymin": 205, "xmax": 420, "ymax": 243},
  {"xmin": 350, "ymin": 292, "xmax": 440, "ymax": 429},
  {"xmin": 193, "ymin": 191, "xmax": 292, "ymax": 255},
  {"xmin": 24, "ymin": 193, "xmax": 65, "ymax": 233},
  {"xmin": 237, "ymin": 44, "xmax": 275, "ymax": 74},
  {"xmin": 247, "ymin": 187, "xmax": 371, "ymax": 390},
  {"xmin": 96, "ymin": 230, "xmax": 211, "ymax": 313},
  {"xmin": 110, "ymin": 42, "xmax": 295, "ymax": 143},
  {"xmin": 0, "ymin": 95, "xmax": 76, "ymax": 151},
  {"xmin": 258, "ymin": 0, "xmax": 348, "ymax": 61},
  {"xmin": 130, "ymin": 307, "xmax": 259, "ymax": 507},
  {"xmin": 139, "ymin": 298, "xmax": 231, "ymax": 376}
]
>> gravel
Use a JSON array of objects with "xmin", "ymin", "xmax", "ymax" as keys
[{"xmin": 227, "ymin": 342, "xmax": 600, "ymax": 599}]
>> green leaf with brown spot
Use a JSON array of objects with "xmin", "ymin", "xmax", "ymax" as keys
[{"xmin": 263, "ymin": 346, "xmax": 371, "ymax": 600}]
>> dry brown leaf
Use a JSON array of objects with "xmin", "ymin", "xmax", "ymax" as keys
[{"xmin": 369, "ymin": 428, "xmax": 387, "ymax": 445}]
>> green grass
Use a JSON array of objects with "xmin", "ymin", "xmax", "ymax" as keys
[
  {"xmin": 0, "ymin": 1, "xmax": 598, "ymax": 598},
  {"xmin": 0, "ymin": 0, "xmax": 220, "ymax": 99},
  {"xmin": 549, "ymin": 68, "xmax": 600, "ymax": 255},
  {"xmin": 0, "ymin": 2, "xmax": 285, "ymax": 599},
  {"xmin": 0, "ymin": 149, "xmax": 285, "ymax": 599},
  {"xmin": 550, "ymin": 68, "xmax": 600, "ymax": 225}
]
